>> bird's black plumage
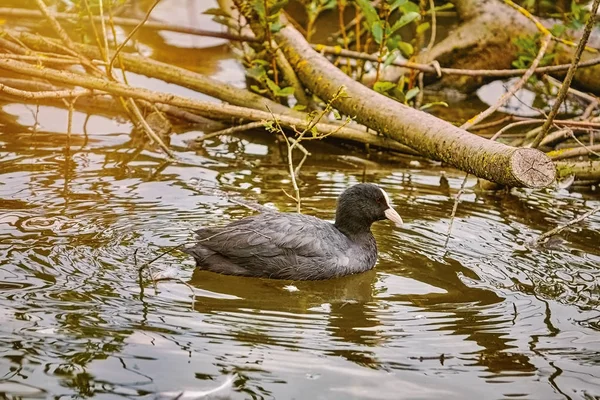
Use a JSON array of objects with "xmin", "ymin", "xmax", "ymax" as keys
[{"xmin": 183, "ymin": 183, "xmax": 402, "ymax": 280}]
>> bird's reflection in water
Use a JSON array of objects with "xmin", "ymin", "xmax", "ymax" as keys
[{"xmin": 187, "ymin": 253, "xmax": 535, "ymax": 375}]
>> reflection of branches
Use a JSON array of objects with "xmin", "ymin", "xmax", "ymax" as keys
[{"xmin": 535, "ymin": 205, "xmax": 600, "ymax": 246}]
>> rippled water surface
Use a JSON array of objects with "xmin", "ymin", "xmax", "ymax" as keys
[{"xmin": 1, "ymin": 2, "xmax": 600, "ymax": 399}]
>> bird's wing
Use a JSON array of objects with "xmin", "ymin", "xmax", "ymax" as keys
[
  {"xmin": 191, "ymin": 213, "xmax": 351, "ymax": 278},
  {"xmin": 194, "ymin": 213, "xmax": 341, "ymax": 257}
]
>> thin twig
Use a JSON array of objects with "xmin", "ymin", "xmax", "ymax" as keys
[
  {"xmin": 467, "ymin": 116, "xmax": 515, "ymax": 131},
  {"xmin": 127, "ymin": 98, "xmax": 175, "ymax": 159},
  {"xmin": 503, "ymin": 0, "xmax": 598, "ymax": 53},
  {"xmin": 0, "ymin": 84, "xmax": 92, "ymax": 99},
  {"xmin": 544, "ymin": 75, "xmax": 598, "ymax": 104},
  {"xmin": 444, "ymin": 174, "xmax": 469, "ymax": 248},
  {"xmin": 0, "ymin": 53, "xmax": 82, "ymax": 65},
  {"xmin": 494, "ymin": 118, "xmax": 600, "ymax": 140},
  {"xmin": 462, "ymin": 33, "xmax": 552, "ymax": 130},
  {"xmin": 137, "ymin": 243, "xmax": 187, "ymax": 290},
  {"xmin": 569, "ymin": 131, "xmax": 600, "ymax": 158},
  {"xmin": 267, "ymin": 105, "xmax": 302, "ymax": 212},
  {"xmin": 108, "ymin": 0, "xmax": 162, "ymax": 77},
  {"xmin": 33, "ymin": 0, "xmax": 103, "ymax": 76},
  {"xmin": 426, "ymin": 0, "xmax": 437, "ymax": 53},
  {"xmin": 531, "ymin": 0, "xmax": 600, "ymax": 148},
  {"xmin": 83, "ymin": 0, "xmax": 109, "ymax": 67},
  {"xmin": 536, "ymin": 205, "xmax": 600, "ymax": 245},
  {"xmin": 311, "ymin": 44, "xmax": 600, "ymax": 77},
  {"xmin": 547, "ymin": 143, "xmax": 600, "ymax": 160},
  {"xmin": 290, "ymin": 138, "xmax": 311, "ymax": 177},
  {"xmin": 194, "ymin": 121, "xmax": 265, "ymax": 143}
]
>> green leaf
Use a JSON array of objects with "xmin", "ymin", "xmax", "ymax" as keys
[
  {"xmin": 420, "ymin": 101, "xmax": 448, "ymax": 110},
  {"xmin": 405, "ymin": 87, "xmax": 420, "ymax": 101},
  {"xmin": 371, "ymin": 21, "xmax": 383, "ymax": 44},
  {"xmin": 432, "ymin": 2, "xmax": 454, "ymax": 12},
  {"xmin": 371, "ymin": 21, "xmax": 384, "ymax": 44},
  {"xmin": 390, "ymin": 11, "xmax": 420, "ymax": 35},
  {"xmin": 385, "ymin": 33, "xmax": 400, "ymax": 51},
  {"xmin": 252, "ymin": 59, "xmax": 270, "ymax": 66},
  {"xmin": 265, "ymin": 78, "xmax": 280, "ymax": 93},
  {"xmin": 275, "ymin": 86, "xmax": 295, "ymax": 96},
  {"xmin": 202, "ymin": 8, "xmax": 230, "ymax": 17},
  {"xmin": 250, "ymin": 85, "xmax": 267, "ymax": 94},
  {"xmin": 389, "ymin": 0, "xmax": 408, "ymax": 11},
  {"xmin": 246, "ymin": 64, "xmax": 266, "ymax": 80},
  {"xmin": 332, "ymin": 109, "xmax": 342, "ymax": 120},
  {"xmin": 270, "ymin": 20, "xmax": 285, "ymax": 33},
  {"xmin": 400, "ymin": 1, "xmax": 420, "ymax": 14},
  {"xmin": 321, "ymin": 0, "xmax": 338, "ymax": 10},
  {"xmin": 252, "ymin": 0, "xmax": 266, "ymax": 22},
  {"xmin": 293, "ymin": 104, "xmax": 307, "ymax": 111},
  {"xmin": 383, "ymin": 50, "xmax": 399, "ymax": 68},
  {"xmin": 355, "ymin": 0, "xmax": 382, "ymax": 29},
  {"xmin": 374, "ymin": 81, "xmax": 397, "ymax": 94},
  {"xmin": 550, "ymin": 23, "xmax": 566, "ymax": 37},
  {"xmin": 397, "ymin": 41, "xmax": 414, "ymax": 57},
  {"xmin": 416, "ymin": 22, "xmax": 430, "ymax": 34},
  {"xmin": 270, "ymin": 0, "xmax": 289, "ymax": 15}
]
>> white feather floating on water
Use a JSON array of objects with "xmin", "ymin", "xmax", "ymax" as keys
[{"xmin": 156, "ymin": 374, "xmax": 235, "ymax": 399}]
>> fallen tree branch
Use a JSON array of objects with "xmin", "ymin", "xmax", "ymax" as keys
[
  {"xmin": 5, "ymin": 30, "xmax": 302, "ymax": 118},
  {"xmin": 548, "ymin": 144, "xmax": 600, "ymax": 160},
  {"xmin": 555, "ymin": 160, "xmax": 600, "ymax": 181},
  {"xmin": 0, "ymin": 83, "xmax": 93, "ymax": 99},
  {"xmin": 275, "ymin": 20, "xmax": 556, "ymax": 188},
  {"xmin": 0, "ymin": 58, "xmax": 411, "ymax": 152}
]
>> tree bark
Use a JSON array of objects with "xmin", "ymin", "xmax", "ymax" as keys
[
  {"xmin": 556, "ymin": 161, "xmax": 600, "ymax": 181},
  {"xmin": 0, "ymin": 58, "xmax": 413, "ymax": 153},
  {"xmin": 274, "ymin": 22, "xmax": 556, "ymax": 188},
  {"xmin": 6, "ymin": 30, "xmax": 301, "ymax": 118}
]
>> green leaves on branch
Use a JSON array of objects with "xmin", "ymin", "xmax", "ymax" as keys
[
  {"xmin": 247, "ymin": 60, "xmax": 294, "ymax": 98},
  {"xmin": 512, "ymin": 34, "xmax": 556, "ymax": 70},
  {"xmin": 374, "ymin": 78, "xmax": 447, "ymax": 111},
  {"xmin": 253, "ymin": 0, "xmax": 289, "ymax": 25},
  {"xmin": 354, "ymin": 0, "xmax": 420, "ymax": 50}
]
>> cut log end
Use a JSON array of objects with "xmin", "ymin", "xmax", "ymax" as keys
[{"xmin": 510, "ymin": 148, "xmax": 556, "ymax": 188}]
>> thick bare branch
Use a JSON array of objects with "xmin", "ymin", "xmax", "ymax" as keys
[{"xmin": 275, "ymin": 21, "xmax": 555, "ymax": 188}]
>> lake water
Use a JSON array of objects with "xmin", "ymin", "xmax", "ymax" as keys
[{"xmin": 0, "ymin": 1, "xmax": 599, "ymax": 399}]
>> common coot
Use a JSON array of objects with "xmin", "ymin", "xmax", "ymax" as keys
[{"xmin": 184, "ymin": 183, "xmax": 402, "ymax": 280}]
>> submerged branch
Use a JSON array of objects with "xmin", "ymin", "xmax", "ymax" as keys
[{"xmin": 536, "ymin": 205, "xmax": 600, "ymax": 245}]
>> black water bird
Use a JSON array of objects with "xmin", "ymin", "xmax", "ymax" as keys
[{"xmin": 184, "ymin": 183, "xmax": 403, "ymax": 280}]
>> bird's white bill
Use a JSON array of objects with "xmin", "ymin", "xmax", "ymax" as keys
[{"xmin": 384, "ymin": 208, "xmax": 403, "ymax": 227}]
